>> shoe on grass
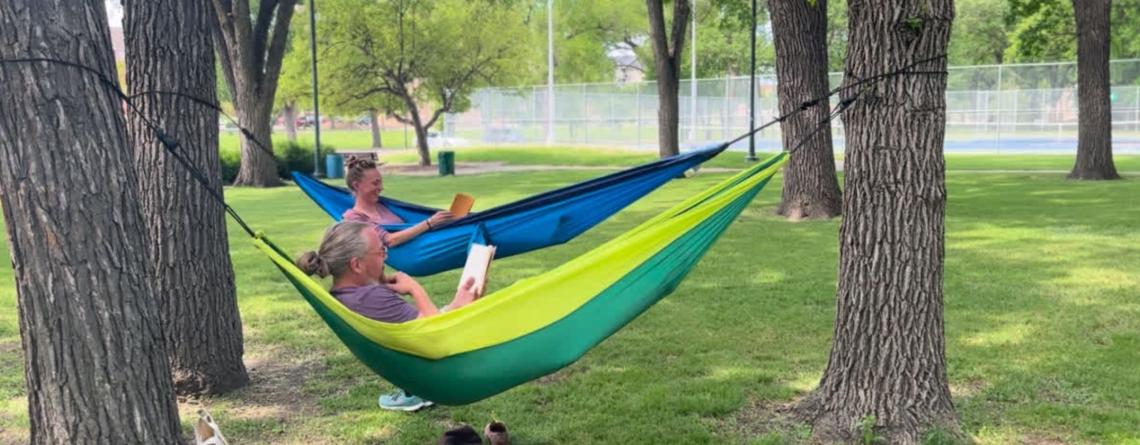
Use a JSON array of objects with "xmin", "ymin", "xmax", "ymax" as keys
[
  {"xmin": 378, "ymin": 389, "xmax": 434, "ymax": 412},
  {"xmin": 484, "ymin": 420, "xmax": 510, "ymax": 445},
  {"xmin": 438, "ymin": 424, "xmax": 482, "ymax": 445}
]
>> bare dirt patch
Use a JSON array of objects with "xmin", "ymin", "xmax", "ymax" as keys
[
  {"xmin": 178, "ymin": 349, "xmax": 327, "ymax": 443},
  {"xmin": 716, "ymin": 395, "xmax": 818, "ymax": 444}
]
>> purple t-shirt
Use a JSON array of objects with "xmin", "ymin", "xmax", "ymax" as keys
[{"xmin": 331, "ymin": 284, "xmax": 419, "ymax": 323}]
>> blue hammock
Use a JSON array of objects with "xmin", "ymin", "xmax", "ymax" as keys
[{"xmin": 292, "ymin": 143, "xmax": 729, "ymax": 276}]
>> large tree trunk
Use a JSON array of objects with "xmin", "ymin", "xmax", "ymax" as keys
[
  {"xmin": 284, "ymin": 102, "xmax": 299, "ymax": 141},
  {"xmin": 211, "ymin": 0, "xmax": 298, "ymax": 187},
  {"xmin": 370, "ymin": 108, "xmax": 384, "ymax": 149},
  {"xmin": 125, "ymin": 0, "xmax": 250, "ymax": 395},
  {"xmin": 647, "ymin": 0, "xmax": 691, "ymax": 158},
  {"xmin": 0, "ymin": 1, "xmax": 183, "ymax": 443},
  {"xmin": 796, "ymin": 0, "xmax": 960, "ymax": 443},
  {"xmin": 770, "ymin": 0, "xmax": 843, "ymax": 220},
  {"xmin": 234, "ymin": 92, "xmax": 282, "ymax": 185},
  {"xmin": 1069, "ymin": 0, "xmax": 1119, "ymax": 180}
]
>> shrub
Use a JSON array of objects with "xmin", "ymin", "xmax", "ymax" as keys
[
  {"xmin": 218, "ymin": 141, "xmax": 335, "ymax": 184},
  {"xmin": 274, "ymin": 140, "xmax": 335, "ymax": 179},
  {"xmin": 219, "ymin": 147, "xmax": 241, "ymax": 184}
]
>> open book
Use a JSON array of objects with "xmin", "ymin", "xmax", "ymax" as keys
[
  {"xmin": 450, "ymin": 193, "xmax": 475, "ymax": 218},
  {"xmin": 459, "ymin": 243, "xmax": 496, "ymax": 296}
]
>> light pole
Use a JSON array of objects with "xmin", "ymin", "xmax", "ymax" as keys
[
  {"xmin": 689, "ymin": 0, "xmax": 696, "ymax": 143},
  {"xmin": 546, "ymin": 0, "xmax": 555, "ymax": 145},
  {"xmin": 746, "ymin": 0, "xmax": 758, "ymax": 162},
  {"xmin": 309, "ymin": 0, "xmax": 323, "ymax": 175}
]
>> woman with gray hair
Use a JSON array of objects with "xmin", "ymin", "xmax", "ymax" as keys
[{"xmin": 297, "ymin": 220, "xmax": 480, "ymax": 410}]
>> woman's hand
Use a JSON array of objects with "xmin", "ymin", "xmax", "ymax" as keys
[{"xmin": 426, "ymin": 211, "xmax": 454, "ymax": 229}]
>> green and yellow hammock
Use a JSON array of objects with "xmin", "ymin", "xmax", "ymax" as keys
[{"xmin": 255, "ymin": 153, "xmax": 787, "ymax": 405}]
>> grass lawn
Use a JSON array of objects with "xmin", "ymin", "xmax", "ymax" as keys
[
  {"xmin": 1, "ymin": 167, "xmax": 1138, "ymax": 444},
  {"xmin": 222, "ymin": 128, "xmax": 1140, "ymax": 173},
  {"xmin": 377, "ymin": 145, "xmax": 1140, "ymax": 172}
]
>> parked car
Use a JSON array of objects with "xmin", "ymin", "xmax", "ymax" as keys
[{"xmin": 295, "ymin": 115, "xmax": 317, "ymax": 128}]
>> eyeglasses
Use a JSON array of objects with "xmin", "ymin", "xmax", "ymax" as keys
[{"xmin": 362, "ymin": 245, "xmax": 388, "ymax": 258}]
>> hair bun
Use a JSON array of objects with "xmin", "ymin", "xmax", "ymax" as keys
[
  {"xmin": 345, "ymin": 155, "xmax": 375, "ymax": 170},
  {"xmin": 296, "ymin": 251, "xmax": 332, "ymax": 278}
]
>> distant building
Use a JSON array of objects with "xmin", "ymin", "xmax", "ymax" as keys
[{"xmin": 608, "ymin": 45, "xmax": 644, "ymax": 84}]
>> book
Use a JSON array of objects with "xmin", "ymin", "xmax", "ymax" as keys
[
  {"xmin": 459, "ymin": 243, "xmax": 496, "ymax": 296},
  {"xmin": 450, "ymin": 193, "xmax": 475, "ymax": 217}
]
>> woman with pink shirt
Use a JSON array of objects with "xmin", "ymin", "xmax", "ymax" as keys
[{"xmin": 341, "ymin": 156, "xmax": 453, "ymax": 246}]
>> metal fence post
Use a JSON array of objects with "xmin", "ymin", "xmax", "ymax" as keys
[
  {"xmin": 995, "ymin": 65, "xmax": 1003, "ymax": 154},
  {"xmin": 636, "ymin": 85, "xmax": 642, "ymax": 149}
]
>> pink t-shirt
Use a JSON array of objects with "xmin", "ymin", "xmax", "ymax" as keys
[{"xmin": 343, "ymin": 206, "xmax": 405, "ymax": 245}]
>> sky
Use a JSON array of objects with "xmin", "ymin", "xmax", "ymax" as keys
[{"xmin": 105, "ymin": 1, "xmax": 122, "ymax": 28}]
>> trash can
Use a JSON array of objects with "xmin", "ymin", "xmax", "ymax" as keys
[
  {"xmin": 325, "ymin": 153, "xmax": 344, "ymax": 179},
  {"xmin": 438, "ymin": 150, "xmax": 455, "ymax": 176}
]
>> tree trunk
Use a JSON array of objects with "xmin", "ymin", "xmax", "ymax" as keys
[
  {"xmin": 125, "ymin": 0, "xmax": 250, "ymax": 396},
  {"xmin": 233, "ymin": 93, "xmax": 282, "ymax": 186},
  {"xmin": 1069, "ymin": 0, "xmax": 1119, "ymax": 180},
  {"xmin": 284, "ymin": 102, "xmax": 298, "ymax": 141},
  {"xmin": 770, "ymin": 0, "xmax": 843, "ymax": 220},
  {"xmin": 647, "ymin": 0, "xmax": 691, "ymax": 158},
  {"xmin": 211, "ymin": 0, "xmax": 298, "ymax": 187},
  {"xmin": 796, "ymin": 0, "xmax": 961, "ymax": 443},
  {"xmin": 0, "ymin": 1, "xmax": 183, "ymax": 443},
  {"xmin": 405, "ymin": 98, "xmax": 432, "ymax": 166},
  {"xmin": 370, "ymin": 108, "xmax": 383, "ymax": 149}
]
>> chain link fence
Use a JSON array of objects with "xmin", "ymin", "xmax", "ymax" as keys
[{"xmin": 444, "ymin": 59, "xmax": 1140, "ymax": 154}]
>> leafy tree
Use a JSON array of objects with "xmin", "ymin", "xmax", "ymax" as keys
[
  {"xmin": 276, "ymin": 11, "xmax": 314, "ymax": 142},
  {"xmin": 948, "ymin": 0, "xmax": 1010, "ymax": 65},
  {"xmin": 321, "ymin": 0, "xmax": 534, "ymax": 165},
  {"xmin": 1005, "ymin": 0, "xmax": 1140, "ymax": 62},
  {"xmin": 210, "ymin": 0, "xmax": 298, "ymax": 187},
  {"xmin": 543, "ymin": 0, "xmax": 646, "ymax": 83}
]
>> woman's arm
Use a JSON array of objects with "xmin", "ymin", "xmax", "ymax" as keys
[
  {"xmin": 386, "ymin": 220, "xmax": 431, "ymax": 247},
  {"xmin": 385, "ymin": 211, "xmax": 454, "ymax": 247}
]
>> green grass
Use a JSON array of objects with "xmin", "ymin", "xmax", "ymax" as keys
[
  {"xmin": 220, "ymin": 129, "xmax": 417, "ymax": 151},
  {"xmin": 1, "ymin": 169, "xmax": 1139, "ymax": 444},
  {"xmin": 220, "ymin": 129, "xmax": 1140, "ymax": 173},
  {"xmin": 942, "ymin": 154, "xmax": 1140, "ymax": 172}
]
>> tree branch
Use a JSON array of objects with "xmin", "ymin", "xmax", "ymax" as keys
[
  {"xmin": 646, "ymin": 0, "xmax": 670, "ymax": 61},
  {"xmin": 668, "ymin": 0, "xmax": 690, "ymax": 60},
  {"xmin": 250, "ymin": 0, "xmax": 280, "ymax": 74},
  {"xmin": 209, "ymin": 9, "xmax": 239, "ymax": 98},
  {"xmin": 259, "ymin": 0, "xmax": 297, "ymax": 102},
  {"xmin": 230, "ymin": 0, "xmax": 257, "ymax": 83}
]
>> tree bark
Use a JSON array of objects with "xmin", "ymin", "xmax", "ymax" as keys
[
  {"xmin": 796, "ymin": 0, "xmax": 961, "ymax": 443},
  {"xmin": 402, "ymin": 95, "xmax": 433, "ymax": 166},
  {"xmin": 0, "ymin": 1, "xmax": 183, "ymax": 443},
  {"xmin": 1069, "ymin": 0, "xmax": 1119, "ymax": 180},
  {"xmin": 211, "ymin": 0, "xmax": 298, "ymax": 187},
  {"xmin": 647, "ymin": 0, "xmax": 691, "ymax": 158},
  {"xmin": 769, "ymin": 0, "xmax": 843, "ymax": 220},
  {"xmin": 125, "ymin": 0, "xmax": 250, "ymax": 396},
  {"xmin": 284, "ymin": 102, "xmax": 299, "ymax": 141},
  {"xmin": 370, "ymin": 108, "xmax": 383, "ymax": 149}
]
